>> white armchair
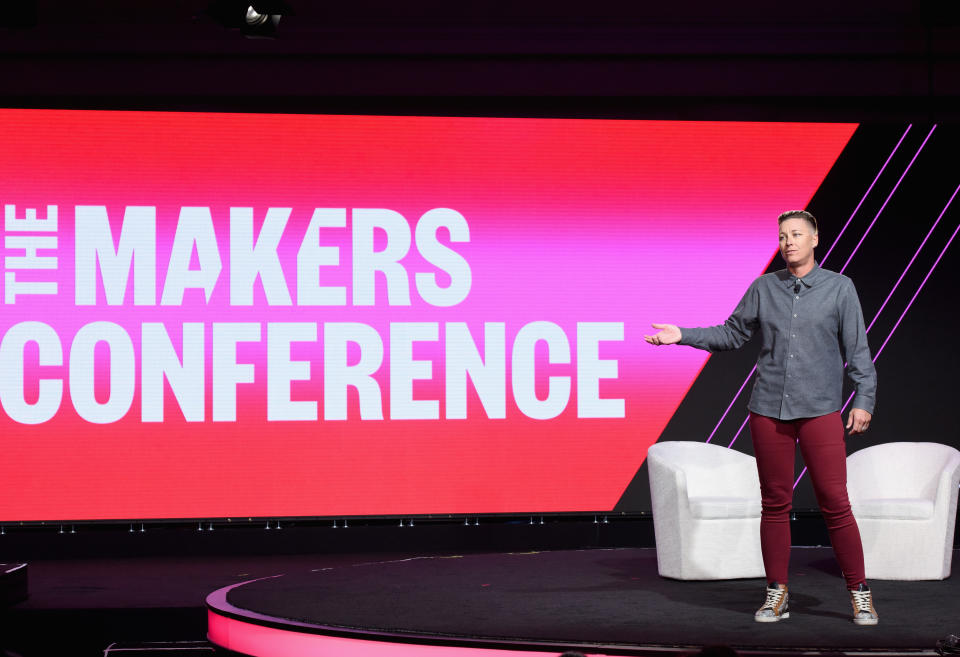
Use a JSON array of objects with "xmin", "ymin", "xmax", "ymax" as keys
[
  {"xmin": 847, "ymin": 441, "xmax": 960, "ymax": 580},
  {"xmin": 647, "ymin": 441, "xmax": 765, "ymax": 580}
]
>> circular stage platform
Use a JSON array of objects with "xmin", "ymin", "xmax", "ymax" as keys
[{"xmin": 207, "ymin": 547, "xmax": 957, "ymax": 657}]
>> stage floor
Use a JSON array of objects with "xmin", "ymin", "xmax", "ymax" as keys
[{"xmin": 209, "ymin": 547, "xmax": 960, "ymax": 656}]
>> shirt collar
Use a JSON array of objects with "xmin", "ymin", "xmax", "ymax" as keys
[{"xmin": 784, "ymin": 261, "xmax": 821, "ymax": 289}]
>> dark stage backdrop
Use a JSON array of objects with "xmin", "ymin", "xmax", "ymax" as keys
[
  {"xmin": 617, "ymin": 123, "xmax": 960, "ymax": 512},
  {"xmin": 0, "ymin": 110, "xmax": 955, "ymax": 521}
]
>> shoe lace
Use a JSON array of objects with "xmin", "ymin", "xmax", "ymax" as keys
[
  {"xmin": 761, "ymin": 587, "xmax": 785, "ymax": 610},
  {"xmin": 851, "ymin": 589, "xmax": 873, "ymax": 614}
]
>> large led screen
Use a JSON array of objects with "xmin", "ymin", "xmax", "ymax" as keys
[{"xmin": 0, "ymin": 110, "xmax": 856, "ymax": 521}]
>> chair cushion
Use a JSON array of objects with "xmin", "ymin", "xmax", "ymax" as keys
[
  {"xmin": 851, "ymin": 498, "xmax": 935, "ymax": 520},
  {"xmin": 689, "ymin": 496, "xmax": 762, "ymax": 519}
]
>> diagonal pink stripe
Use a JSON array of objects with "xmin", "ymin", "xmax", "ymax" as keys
[
  {"xmin": 713, "ymin": 125, "xmax": 918, "ymax": 448},
  {"xmin": 866, "ymin": 181, "xmax": 960, "ymax": 333},
  {"xmin": 794, "ymin": 182, "xmax": 960, "ymax": 488},
  {"xmin": 706, "ymin": 127, "xmax": 911, "ymax": 445},
  {"xmin": 821, "ymin": 125, "xmax": 912, "ymax": 266},
  {"xmin": 704, "ymin": 366, "xmax": 755, "ymax": 444},
  {"xmin": 726, "ymin": 414, "xmax": 750, "ymax": 449},
  {"xmin": 870, "ymin": 214, "xmax": 959, "ymax": 362},
  {"xmin": 840, "ymin": 125, "xmax": 937, "ymax": 274}
]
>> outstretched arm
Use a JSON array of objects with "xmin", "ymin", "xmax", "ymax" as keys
[{"xmin": 646, "ymin": 279, "xmax": 760, "ymax": 352}]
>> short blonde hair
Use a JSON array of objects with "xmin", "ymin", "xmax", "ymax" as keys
[{"xmin": 777, "ymin": 210, "xmax": 818, "ymax": 233}]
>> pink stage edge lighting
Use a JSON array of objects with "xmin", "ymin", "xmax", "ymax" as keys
[
  {"xmin": 0, "ymin": 110, "xmax": 857, "ymax": 521},
  {"xmin": 208, "ymin": 611, "xmax": 609, "ymax": 657},
  {"xmin": 206, "ymin": 579, "xmax": 618, "ymax": 657}
]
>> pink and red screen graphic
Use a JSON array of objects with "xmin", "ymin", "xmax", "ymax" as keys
[{"xmin": 0, "ymin": 110, "xmax": 856, "ymax": 521}]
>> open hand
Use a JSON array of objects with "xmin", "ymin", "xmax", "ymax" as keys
[{"xmin": 644, "ymin": 323, "xmax": 681, "ymax": 346}]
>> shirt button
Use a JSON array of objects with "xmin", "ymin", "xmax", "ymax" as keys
[
  {"xmin": 795, "ymin": 296, "xmax": 800, "ymax": 299},
  {"xmin": 793, "ymin": 314, "xmax": 798, "ymax": 318},
  {"xmin": 785, "ymin": 393, "xmax": 790, "ymax": 397},
  {"xmin": 792, "ymin": 334, "xmax": 796, "ymax": 338},
  {"xmin": 789, "ymin": 354, "xmax": 794, "ymax": 358}
]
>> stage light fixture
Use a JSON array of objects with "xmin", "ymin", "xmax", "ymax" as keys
[
  {"xmin": 206, "ymin": 0, "xmax": 292, "ymax": 38},
  {"xmin": 244, "ymin": 3, "xmax": 280, "ymax": 35},
  {"xmin": 245, "ymin": 5, "xmax": 270, "ymax": 27}
]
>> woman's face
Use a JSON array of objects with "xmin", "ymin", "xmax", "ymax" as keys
[{"xmin": 778, "ymin": 218, "xmax": 819, "ymax": 269}]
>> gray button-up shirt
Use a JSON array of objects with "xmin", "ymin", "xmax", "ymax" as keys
[{"xmin": 678, "ymin": 263, "xmax": 877, "ymax": 421}]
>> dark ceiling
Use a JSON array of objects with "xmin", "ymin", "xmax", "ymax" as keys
[{"xmin": 0, "ymin": 1, "xmax": 956, "ymax": 119}]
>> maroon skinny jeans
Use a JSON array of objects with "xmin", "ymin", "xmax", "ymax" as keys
[{"xmin": 748, "ymin": 411, "xmax": 866, "ymax": 589}]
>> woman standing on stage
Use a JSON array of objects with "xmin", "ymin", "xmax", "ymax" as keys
[{"xmin": 644, "ymin": 210, "xmax": 879, "ymax": 625}]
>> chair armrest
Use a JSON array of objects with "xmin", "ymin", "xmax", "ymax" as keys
[{"xmin": 934, "ymin": 452, "xmax": 960, "ymax": 514}]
